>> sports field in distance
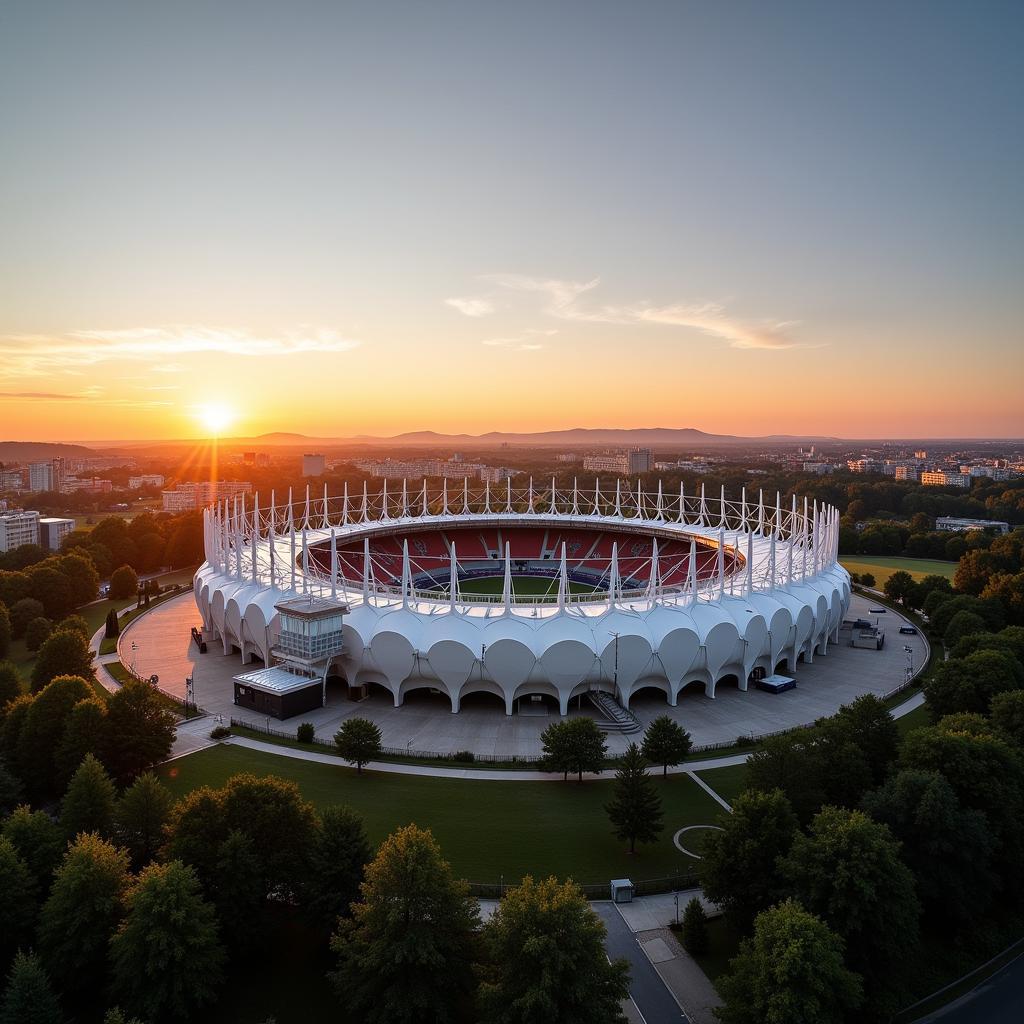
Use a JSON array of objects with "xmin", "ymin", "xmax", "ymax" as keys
[
  {"xmin": 840, "ymin": 556, "xmax": 956, "ymax": 588},
  {"xmin": 158, "ymin": 744, "xmax": 727, "ymax": 885}
]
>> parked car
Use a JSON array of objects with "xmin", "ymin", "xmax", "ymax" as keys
[
  {"xmin": 899, "ymin": 626, "xmax": 918, "ymax": 635},
  {"xmin": 870, "ymin": 607, "xmax": 887, "ymax": 614}
]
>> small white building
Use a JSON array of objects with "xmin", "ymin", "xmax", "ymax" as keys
[{"xmin": 39, "ymin": 517, "xmax": 76, "ymax": 551}]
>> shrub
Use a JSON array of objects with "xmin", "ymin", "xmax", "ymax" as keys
[
  {"xmin": 451, "ymin": 749, "xmax": 475, "ymax": 763},
  {"xmin": 860, "ymin": 572, "xmax": 876, "ymax": 588},
  {"xmin": 209, "ymin": 725, "xmax": 231, "ymax": 740},
  {"xmin": 104, "ymin": 608, "xmax": 121, "ymax": 640},
  {"xmin": 296, "ymin": 722, "xmax": 316, "ymax": 743},
  {"xmin": 680, "ymin": 897, "xmax": 709, "ymax": 955},
  {"xmin": 10, "ymin": 598, "xmax": 45, "ymax": 638},
  {"xmin": 25, "ymin": 616, "xmax": 54, "ymax": 652},
  {"xmin": 108, "ymin": 565, "xmax": 139, "ymax": 601}
]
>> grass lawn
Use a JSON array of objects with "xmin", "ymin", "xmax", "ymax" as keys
[
  {"xmin": 158, "ymin": 743, "xmax": 726, "ymax": 886},
  {"xmin": 695, "ymin": 764, "xmax": 749, "ymax": 806},
  {"xmin": 896, "ymin": 701, "xmax": 931, "ymax": 737},
  {"xmin": 840, "ymin": 556, "xmax": 956, "ymax": 588}
]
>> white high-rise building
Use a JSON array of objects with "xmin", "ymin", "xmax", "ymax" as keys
[
  {"xmin": 27, "ymin": 458, "xmax": 65, "ymax": 492},
  {"xmin": 0, "ymin": 510, "xmax": 40, "ymax": 552}
]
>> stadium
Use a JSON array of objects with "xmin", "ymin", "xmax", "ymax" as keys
[{"xmin": 193, "ymin": 479, "xmax": 850, "ymax": 720}]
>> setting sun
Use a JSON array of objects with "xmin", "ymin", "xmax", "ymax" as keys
[{"xmin": 196, "ymin": 402, "xmax": 235, "ymax": 436}]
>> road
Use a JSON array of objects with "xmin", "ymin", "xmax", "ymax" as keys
[
  {"xmin": 593, "ymin": 903, "xmax": 688, "ymax": 1024},
  {"xmin": 917, "ymin": 953, "xmax": 1024, "ymax": 1023}
]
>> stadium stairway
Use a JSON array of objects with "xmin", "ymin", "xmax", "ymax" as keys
[{"xmin": 588, "ymin": 691, "xmax": 643, "ymax": 734}]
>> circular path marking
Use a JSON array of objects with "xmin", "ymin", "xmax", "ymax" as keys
[{"xmin": 673, "ymin": 824, "xmax": 725, "ymax": 859}]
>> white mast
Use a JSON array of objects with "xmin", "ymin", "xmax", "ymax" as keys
[
  {"xmin": 549, "ymin": 476, "xmax": 557, "ymax": 515},
  {"xmin": 303, "ymin": 484, "xmax": 311, "ymax": 529},
  {"xmin": 401, "ymin": 539, "xmax": 411, "ymax": 610},
  {"xmin": 609, "ymin": 541, "xmax": 620, "ymax": 606},
  {"xmin": 687, "ymin": 538, "xmax": 698, "ymax": 603},
  {"xmin": 342, "ymin": 482, "xmax": 349, "ymax": 526},
  {"xmin": 251, "ymin": 493, "xmax": 260, "ymax": 583},
  {"xmin": 746, "ymin": 528, "xmax": 754, "ymax": 595},
  {"xmin": 449, "ymin": 541, "xmax": 458, "ymax": 610},
  {"xmin": 289, "ymin": 523, "xmax": 297, "ymax": 591},
  {"xmin": 678, "ymin": 482, "xmax": 686, "ymax": 524},
  {"xmin": 572, "ymin": 477, "xmax": 579, "ymax": 515},
  {"xmin": 301, "ymin": 526, "xmax": 309, "ymax": 594},
  {"xmin": 614, "ymin": 479, "xmax": 622, "ymax": 517},
  {"xmin": 502, "ymin": 541, "xmax": 512, "ymax": 613},
  {"xmin": 362, "ymin": 536, "xmax": 371, "ymax": 600},
  {"xmin": 717, "ymin": 527, "xmax": 726, "ymax": 599},
  {"xmin": 557, "ymin": 542, "xmax": 568, "ymax": 611},
  {"xmin": 322, "ymin": 483, "xmax": 330, "ymax": 529},
  {"xmin": 462, "ymin": 477, "xmax": 470, "ymax": 515},
  {"xmin": 361, "ymin": 481, "xmax": 369, "ymax": 523},
  {"xmin": 381, "ymin": 478, "xmax": 389, "ymax": 520},
  {"xmin": 330, "ymin": 528, "xmax": 338, "ymax": 599},
  {"xmin": 442, "ymin": 479, "xmax": 449, "ymax": 516},
  {"xmin": 647, "ymin": 538, "xmax": 660, "ymax": 600}
]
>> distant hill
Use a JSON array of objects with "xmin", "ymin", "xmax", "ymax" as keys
[{"xmin": 0, "ymin": 441, "xmax": 101, "ymax": 463}]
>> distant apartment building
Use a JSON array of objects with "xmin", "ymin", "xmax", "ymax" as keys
[
  {"xmin": 802, "ymin": 462, "xmax": 833, "ymax": 475},
  {"xmin": 914, "ymin": 450, "xmax": 928, "ymax": 460},
  {"xmin": 960, "ymin": 465, "xmax": 1011, "ymax": 481},
  {"xmin": 129, "ymin": 474, "xmax": 166, "ymax": 489},
  {"xmin": 162, "ymin": 480, "xmax": 253, "ymax": 511},
  {"xmin": 920, "ymin": 471, "xmax": 971, "ymax": 488},
  {"xmin": 846, "ymin": 459, "xmax": 880, "ymax": 474},
  {"xmin": 936, "ymin": 516, "xmax": 1010, "ymax": 535},
  {"xmin": 62, "ymin": 477, "xmax": 113, "ymax": 493},
  {"xmin": 39, "ymin": 517, "xmax": 76, "ymax": 550},
  {"xmin": 895, "ymin": 466, "xmax": 919, "ymax": 481},
  {"xmin": 302, "ymin": 453, "xmax": 327, "ymax": 477},
  {"xmin": 582, "ymin": 448, "xmax": 652, "ymax": 475},
  {"xmin": 0, "ymin": 470, "xmax": 23, "ymax": 491},
  {"xmin": 0, "ymin": 510, "xmax": 40, "ymax": 552},
  {"xmin": 478, "ymin": 466, "xmax": 517, "ymax": 483},
  {"xmin": 555, "ymin": 453, "xmax": 580, "ymax": 463},
  {"xmin": 28, "ymin": 458, "xmax": 66, "ymax": 493}
]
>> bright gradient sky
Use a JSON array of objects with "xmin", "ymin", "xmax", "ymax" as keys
[{"xmin": 1, "ymin": 0, "xmax": 1022, "ymax": 442}]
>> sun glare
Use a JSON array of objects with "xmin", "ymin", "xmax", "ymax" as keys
[{"xmin": 196, "ymin": 402, "xmax": 235, "ymax": 435}]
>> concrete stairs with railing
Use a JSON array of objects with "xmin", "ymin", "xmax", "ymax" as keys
[{"xmin": 588, "ymin": 690, "xmax": 643, "ymax": 734}]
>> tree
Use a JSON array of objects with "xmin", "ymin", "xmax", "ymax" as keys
[
  {"xmin": 983, "ymin": 571, "xmax": 1024, "ymax": 626},
  {"xmin": 104, "ymin": 607, "xmax": 121, "ymax": 641},
  {"xmin": 817, "ymin": 693, "xmax": 899, "ymax": 786},
  {"xmin": 540, "ymin": 717, "xmax": 607, "ymax": 782},
  {"xmin": 0, "ymin": 837, "xmax": 36, "ymax": 972},
  {"xmin": 308, "ymin": 805, "xmax": 372, "ymax": 925},
  {"xmin": 0, "ymin": 662, "xmax": 20, "ymax": 710},
  {"xmin": 680, "ymin": 897, "xmax": 709, "ymax": 956},
  {"xmin": 115, "ymin": 772, "xmax": 173, "ymax": 868},
  {"xmin": 38, "ymin": 833, "xmax": 131, "ymax": 995},
  {"xmin": 108, "ymin": 565, "xmax": 138, "ymax": 600},
  {"xmin": 30, "ymin": 628, "xmax": 94, "ymax": 693},
  {"xmin": 944, "ymin": 610, "xmax": 989, "ymax": 647},
  {"xmin": 0, "ymin": 764, "xmax": 23, "ymax": 816},
  {"xmin": 990, "ymin": 689, "xmax": 1024, "ymax": 746},
  {"xmin": 61, "ymin": 752, "xmax": 118, "ymax": 840},
  {"xmin": 640, "ymin": 715, "xmax": 692, "ymax": 776},
  {"xmin": 605, "ymin": 743, "xmax": 663, "ymax": 854},
  {"xmin": 17, "ymin": 674, "xmax": 92, "ymax": 798},
  {"xmin": 103, "ymin": 679, "xmax": 175, "ymax": 784},
  {"xmin": 717, "ymin": 899, "xmax": 862, "ymax": 1024},
  {"xmin": 211, "ymin": 829, "xmax": 265, "ymax": 951},
  {"xmin": 1, "ymin": 806, "xmax": 64, "ymax": 894},
  {"xmin": 923, "ymin": 587, "xmax": 953, "ymax": 620},
  {"xmin": 701, "ymin": 789, "xmax": 799, "ymax": 931},
  {"xmin": 478, "ymin": 875, "xmax": 630, "ymax": 1024},
  {"xmin": 164, "ymin": 786, "xmax": 229, "ymax": 888},
  {"xmin": 54, "ymin": 698, "xmax": 108, "ymax": 791},
  {"xmin": 0, "ymin": 603, "xmax": 10, "ymax": 658},
  {"xmin": 333, "ymin": 717, "xmax": 382, "ymax": 773},
  {"xmin": 883, "ymin": 570, "xmax": 916, "ymax": 605},
  {"xmin": 779, "ymin": 806, "xmax": 920, "ymax": 1006},
  {"xmin": 9, "ymin": 598, "xmax": 44, "ymax": 638},
  {"xmin": 331, "ymin": 824, "xmax": 480, "ymax": 1024},
  {"xmin": 0, "ymin": 952, "xmax": 63, "ymax": 1024},
  {"xmin": 746, "ymin": 732, "xmax": 828, "ymax": 823},
  {"xmin": 924, "ymin": 650, "xmax": 1022, "ymax": 720},
  {"xmin": 109, "ymin": 860, "xmax": 225, "ymax": 1022},
  {"xmin": 862, "ymin": 769, "xmax": 995, "ymax": 922},
  {"xmin": 57, "ymin": 614, "xmax": 90, "ymax": 641},
  {"xmin": 24, "ymin": 617, "xmax": 53, "ymax": 653}
]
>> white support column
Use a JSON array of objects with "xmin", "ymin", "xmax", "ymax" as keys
[
  {"xmin": 421, "ymin": 480, "xmax": 429, "ymax": 517},
  {"xmin": 502, "ymin": 542, "xmax": 512, "ymax": 613},
  {"xmin": 572, "ymin": 477, "xmax": 580, "ymax": 516},
  {"xmin": 362, "ymin": 536, "xmax": 371, "ymax": 600},
  {"xmin": 699, "ymin": 483, "xmax": 707, "ymax": 526},
  {"xmin": 270, "ymin": 490, "xmax": 276, "ymax": 534},
  {"xmin": 802, "ymin": 497, "xmax": 809, "ymax": 581},
  {"xmin": 757, "ymin": 489, "xmax": 764, "ymax": 535},
  {"xmin": 557, "ymin": 542, "xmax": 567, "ymax": 611},
  {"xmin": 449, "ymin": 541, "xmax": 458, "ymax": 610},
  {"xmin": 594, "ymin": 477, "xmax": 601, "ymax": 515},
  {"xmin": 268, "ymin": 519, "xmax": 277, "ymax": 588},
  {"xmin": 506, "ymin": 477, "xmax": 513, "ymax": 514},
  {"xmin": 381, "ymin": 478, "xmax": 389, "ymax": 520},
  {"xmin": 484, "ymin": 479, "xmax": 491, "ymax": 514},
  {"xmin": 647, "ymin": 538, "xmax": 660, "ymax": 600},
  {"xmin": 769, "ymin": 530, "xmax": 777, "ymax": 591},
  {"xmin": 812, "ymin": 501, "xmax": 819, "ymax": 575},
  {"xmin": 718, "ymin": 527, "xmax": 726, "ymax": 599},
  {"xmin": 609, "ymin": 541, "xmax": 620, "ymax": 606},
  {"xmin": 741, "ymin": 486, "xmax": 748, "ymax": 531},
  {"xmin": 221, "ymin": 503, "xmax": 230, "ymax": 574},
  {"xmin": 234, "ymin": 498, "xmax": 243, "ymax": 579},
  {"xmin": 342, "ymin": 482, "xmax": 349, "ymax": 526},
  {"xmin": 330, "ymin": 528, "xmax": 338, "ymax": 600},
  {"xmin": 322, "ymin": 483, "xmax": 330, "ymax": 529},
  {"xmin": 614, "ymin": 479, "xmax": 622, "ymax": 517},
  {"xmin": 251, "ymin": 494, "xmax": 260, "ymax": 583},
  {"xmin": 303, "ymin": 484, "xmax": 311, "ymax": 529},
  {"xmin": 775, "ymin": 491, "xmax": 782, "ymax": 539},
  {"xmin": 678, "ymin": 482, "xmax": 686, "ymax": 524},
  {"xmin": 462, "ymin": 477, "xmax": 470, "ymax": 516},
  {"xmin": 687, "ymin": 538, "xmax": 698, "ymax": 602},
  {"xmin": 635, "ymin": 479, "xmax": 643, "ymax": 520},
  {"xmin": 286, "ymin": 487, "xmax": 293, "ymax": 528},
  {"xmin": 290, "ymin": 524, "xmax": 297, "ymax": 591},
  {"xmin": 361, "ymin": 482, "xmax": 369, "ymax": 523},
  {"xmin": 401, "ymin": 479, "xmax": 409, "ymax": 519},
  {"xmin": 442, "ymin": 479, "xmax": 449, "ymax": 516},
  {"xmin": 656, "ymin": 480, "xmax": 664, "ymax": 520},
  {"xmin": 788, "ymin": 500, "xmax": 795, "ymax": 583},
  {"xmin": 746, "ymin": 528, "xmax": 754, "ymax": 595},
  {"xmin": 301, "ymin": 526, "xmax": 309, "ymax": 594},
  {"xmin": 401, "ymin": 540, "xmax": 411, "ymax": 610},
  {"xmin": 527, "ymin": 476, "xmax": 535, "ymax": 513},
  {"xmin": 549, "ymin": 476, "xmax": 557, "ymax": 515},
  {"xmin": 719, "ymin": 485, "xmax": 727, "ymax": 528}
]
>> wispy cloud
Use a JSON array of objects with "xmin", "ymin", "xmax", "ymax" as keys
[
  {"xmin": 481, "ymin": 328, "xmax": 557, "ymax": 351},
  {"xmin": 0, "ymin": 325, "xmax": 361, "ymax": 379},
  {"xmin": 445, "ymin": 297, "xmax": 494, "ymax": 317},
  {"xmin": 474, "ymin": 274, "xmax": 811, "ymax": 350},
  {"xmin": 0, "ymin": 389, "xmax": 173, "ymax": 409}
]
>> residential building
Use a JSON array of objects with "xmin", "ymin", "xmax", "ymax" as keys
[
  {"xmin": 802, "ymin": 462, "xmax": 833, "ymax": 475},
  {"xmin": 582, "ymin": 448, "xmax": 652, "ymax": 475},
  {"xmin": 0, "ymin": 510, "xmax": 40, "ymax": 552},
  {"xmin": 936, "ymin": 516, "xmax": 1010, "ymax": 535},
  {"xmin": 162, "ymin": 480, "xmax": 253, "ymax": 511},
  {"xmin": 479, "ymin": 466, "xmax": 516, "ymax": 483},
  {"xmin": 894, "ymin": 466, "xmax": 919, "ymax": 481},
  {"xmin": 39, "ymin": 517, "xmax": 76, "ymax": 550},
  {"xmin": 129, "ymin": 474, "xmax": 166, "ymax": 488},
  {"xmin": 914, "ymin": 450, "xmax": 928, "ymax": 459},
  {"xmin": 28, "ymin": 458, "xmax": 66, "ymax": 492},
  {"xmin": 62, "ymin": 477, "xmax": 113, "ymax": 493},
  {"xmin": 0, "ymin": 470, "xmax": 23, "ymax": 490},
  {"xmin": 920, "ymin": 471, "xmax": 971, "ymax": 488},
  {"xmin": 302, "ymin": 453, "xmax": 327, "ymax": 477}
]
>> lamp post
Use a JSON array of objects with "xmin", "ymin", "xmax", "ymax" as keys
[{"xmin": 904, "ymin": 645, "xmax": 914, "ymax": 685}]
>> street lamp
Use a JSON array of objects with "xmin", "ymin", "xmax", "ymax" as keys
[{"xmin": 904, "ymin": 645, "xmax": 914, "ymax": 684}]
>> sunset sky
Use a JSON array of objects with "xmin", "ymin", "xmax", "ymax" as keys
[{"xmin": 1, "ymin": 0, "xmax": 1021, "ymax": 442}]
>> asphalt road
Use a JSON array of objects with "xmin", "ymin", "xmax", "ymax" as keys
[
  {"xmin": 917, "ymin": 954, "xmax": 1024, "ymax": 1023},
  {"xmin": 594, "ymin": 903, "xmax": 688, "ymax": 1024}
]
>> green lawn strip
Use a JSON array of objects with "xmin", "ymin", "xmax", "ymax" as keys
[
  {"xmin": 840, "ymin": 556, "xmax": 956, "ymax": 588},
  {"xmin": 158, "ymin": 744, "xmax": 724, "ymax": 887},
  {"xmin": 670, "ymin": 915, "xmax": 738, "ymax": 983},
  {"xmin": 895, "ymin": 701, "xmax": 931, "ymax": 738},
  {"xmin": 694, "ymin": 764, "xmax": 749, "ymax": 805}
]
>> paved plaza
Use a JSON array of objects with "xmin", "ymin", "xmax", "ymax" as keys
[{"xmin": 121, "ymin": 591, "xmax": 926, "ymax": 757}]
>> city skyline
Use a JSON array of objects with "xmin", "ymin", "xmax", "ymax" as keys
[{"xmin": 1, "ymin": 0, "xmax": 1022, "ymax": 442}]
